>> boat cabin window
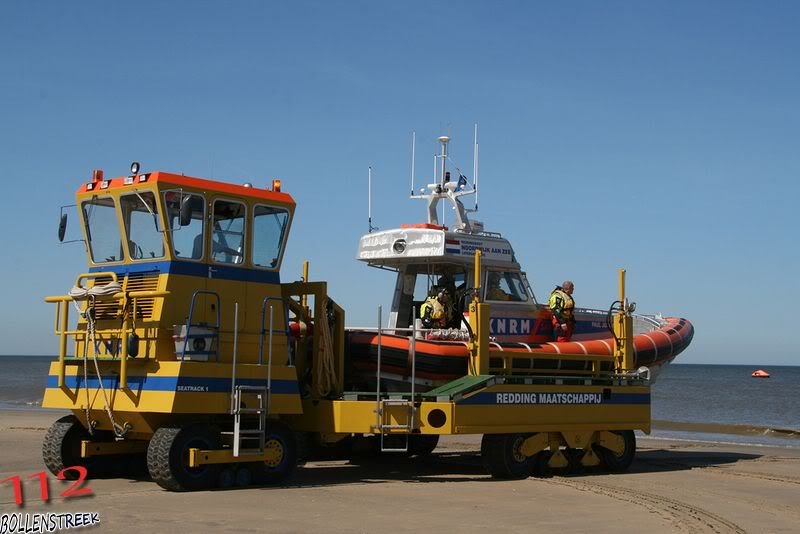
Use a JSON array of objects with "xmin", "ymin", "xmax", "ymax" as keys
[
  {"xmin": 212, "ymin": 200, "xmax": 246, "ymax": 265},
  {"xmin": 120, "ymin": 191, "xmax": 165, "ymax": 260},
  {"xmin": 164, "ymin": 192, "xmax": 206, "ymax": 260},
  {"xmin": 81, "ymin": 196, "xmax": 122, "ymax": 264},
  {"xmin": 399, "ymin": 267, "xmax": 468, "ymax": 328},
  {"xmin": 485, "ymin": 271, "xmax": 528, "ymax": 302},
  {"xmin": 252, "ymin": 205, "xmax": 289, "ymax": 269}
]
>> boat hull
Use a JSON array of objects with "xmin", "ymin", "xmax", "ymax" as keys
[{"xmin": 346, "ymin": 316, "xmax": 693, "ymax": 391}]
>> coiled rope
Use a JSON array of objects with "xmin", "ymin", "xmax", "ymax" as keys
[
  {"xmin": 70, "ymin": 281, "xmax": 129, "ymax": 438},
  {"xmin": 313, "ymin": 298, "xmax": 338, "ymax": 398}
]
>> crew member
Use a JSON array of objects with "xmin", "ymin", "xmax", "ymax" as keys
[
  {"xmin": 549, "ymin": 280, "xmax": 575, "ymax": 341},
  {"xmin": 486, "ymin": 272, "xmax": 511, "ymax": 301},
  {"xmin": 420, "ymin": 286, "xmax": 452, "ymax": 329}
]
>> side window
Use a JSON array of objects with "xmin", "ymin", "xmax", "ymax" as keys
[
  {"xmin": 212, "ymin": 200, "xmax": 246, "ymax": 265},
  {"xmin": 252, "ymin": 205, "xmax": 289, "ymax": 269},
  {"xmin": 164, "ymin": 192, "xmax": 205, "ymax": 260},
  {"xmin": 120, "ymin": 192, "xmax": 165, "ymax": 260}
]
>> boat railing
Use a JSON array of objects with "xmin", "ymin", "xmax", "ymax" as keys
[{"xmin": 348, "ymin": 321, "xmax": 618, "ymax": 380}]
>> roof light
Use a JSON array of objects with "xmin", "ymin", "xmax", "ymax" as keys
[
  {"xmin": 271, "ymin": 179, "xmax": 282, "ymax": 192},
  {"xmin": 130, "ymin": 161, "xmax": 140, "ymax": 175},
  {"xmin": 92, "ymin": 169, "xmax": 104, "ymax": 182},
  {"xmin": 124, "ymin": 176, "xmax": 135, "ymax": 185}
]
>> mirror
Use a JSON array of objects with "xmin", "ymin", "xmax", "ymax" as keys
[
  {"xmin": 179, "ymin": 195, "xmax": 192, "ymax": 227},
  {"xmin": 58, "ymin": 213, "xmax": 68, "ymax": 242}
]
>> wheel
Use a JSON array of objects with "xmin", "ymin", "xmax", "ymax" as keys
[
  {"xmin": 531, "ymin": 450, "xmax": 552, "ymax": 478},
  {"xmin": 253, "ymin": 422, "xmax": 297, "ymax": 484},
  {"xmin": 42, "ymin": 415, "xmax": 110, "ymax": 479},
  {"xmin": 147, "ymin": 423, "xmax": 221, "ymax": 491},
  {"xmin": 407, "ymin": 434, "xmax": 440, "ymax": 457},
  {"xmin": 481, "ymin": 433, "xmax": 534, "ymax": 479},
  {"xmin": 235, "ymin": 466, "xmax": 253, "ymax": 487},
  {"xmin": 595, "ymin": 430, "xmax": 636, "ymax": 472}
]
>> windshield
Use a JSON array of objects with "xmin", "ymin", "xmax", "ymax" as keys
[
  {"xmin": 485, "ymin": 271, "xmax": 529, "ymax": 302},
  {"xmin": 252, "ymin": 205, "xmax": 289, "ymax": 269},
  {"xmin": 82, "ymin": 197, "xmax": 122, "ymax": 263},
  {"xmin": 120, "ymin": 191, "xmax": 165, "ymax": 260},
  {"xmin": 164, "ymin": 191, "xmax": 205, "ymax": 260},
  {"xmin": 212, "ymin": 200, "xmax": 246, "ymax": 264}
]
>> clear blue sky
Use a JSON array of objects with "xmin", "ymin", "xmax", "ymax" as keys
[{"xmin": 1, "ymin": 1, "xmax": 798, "ymax": 365}]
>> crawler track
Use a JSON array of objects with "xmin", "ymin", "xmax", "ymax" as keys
[{"xmin": 542, "ymin": 478, "xmax": 746, "ymax": 533}]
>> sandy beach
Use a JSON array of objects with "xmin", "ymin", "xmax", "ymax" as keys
[{"xmin": 1, "ymin": 409, "xmax": 798, "ymax": 533}]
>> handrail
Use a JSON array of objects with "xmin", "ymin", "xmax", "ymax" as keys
[
  {"xmin": 45, "ymin": 289, "xmax": 170, "ymax": 389},
  {"xmin": 45, "ymin": 290, "xmax": 170, "ymax": 303},
  {"xmin": 184, "ymin": 290, "xmax": 221, "ymax": 362},
  {"xmin": 258, "ymin": 297, "xmax": 289, "ymax": 366}
]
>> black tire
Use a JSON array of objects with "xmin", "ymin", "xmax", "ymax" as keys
[
  {"xmin": 43, "ymin": 415, "xmax": 110, "ymax": 479},
  {"xmin": 595, "ymin": 430, "xmax": 636, "ymax": 472},
  {"xmin": 407, "ymin": 434, "xmax": 440, "ymax": 457},
  {"xmin": 147, "ymin": 423, "xmax": 221, "ymax": 491},
  {"xmin": 481, "ymin": 433, "xmax": 534, "ymax": 479},
  {"xmin": 531, "ymin": 450, "xmax": 552, "ymax": 478},
  {"xmin": 253, "ymin": 422, "xmax": 297, "ymax": 485}
]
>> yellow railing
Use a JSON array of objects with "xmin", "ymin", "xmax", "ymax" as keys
[
  {"xmin": 45, "ymin": 281, "xmax": 169, "ymax": 389},
  {"xmin": 487, "ymin": 350, "xmax": 614, "ymax": 377}
]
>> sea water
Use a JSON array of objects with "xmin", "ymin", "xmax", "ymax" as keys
[
  {"xmin": 1, "ymin": 356, "xmax": 798, "ymax": 447},
  {"xmin": 650, "ymin": 363, "xmax": 800, "ymax": 447}
]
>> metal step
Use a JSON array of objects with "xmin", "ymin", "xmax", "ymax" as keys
[{"xmin": 232, "ymin": 384, "xmax": 269, "ymax": 457}]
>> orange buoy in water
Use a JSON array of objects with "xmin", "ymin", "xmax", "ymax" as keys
[{"xmin": 752, "ymin": 369, "xmax": 770, "ymax": 378}]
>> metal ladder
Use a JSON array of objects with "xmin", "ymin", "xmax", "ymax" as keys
[
  {"xmin": 375, "ymin": 305, "xmax": 417, "ymax": 452},
  {"xmin": 378, "ymin": 398, "xmax": 415, "ymax": 452},
  {"xmin": 232, "ymin": 385, "xmax": 269, "ymax": 457}
]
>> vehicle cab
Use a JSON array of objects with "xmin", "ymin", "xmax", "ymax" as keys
[{"xmin": 65, "ymin": 167, "xmax": 295, "ymax": 364}]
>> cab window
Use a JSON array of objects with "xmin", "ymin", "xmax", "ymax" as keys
[
  {"xmin": 81, "ymin": 196, "xmax": 122, "ymax": 263},
  {"xmin": 164, "ymin": 192, "xmax": 205, "ymax": 260},
  {"xmin": 485, "ymin": 271, "xmax": 528, "ymax": 302},
  {"xmin": 120, "ymin": 191, "xmax": 165, "ymax": 260},
  {"xmin": 252, "ymin": 205, "xmax": 289, "ymax": 269},
  {"xmin": 212, "ymin": 200, "xmax": 246, "ymax": 264}
]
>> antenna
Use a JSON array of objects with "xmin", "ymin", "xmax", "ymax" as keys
[
  {"xmin": 438, "ymin": 135, "xmax": 450, "ymax": 226},
  {"xmin": 410, "ymin": 131, "xmax": 416, "ymax": 197},
  {"xmin": 473, "ymin": 123, "xmax": 479, "ymax": 211},
  {"xmin": 368, "ymin": 166, "xmax": 376, "ymax": 233}
]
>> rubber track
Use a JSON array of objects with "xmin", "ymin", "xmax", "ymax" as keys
[{"xmin": 544, "ymin": 478, "xmax": 746, "ymax": 533}]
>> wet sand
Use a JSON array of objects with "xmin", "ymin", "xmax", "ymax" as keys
[{"xmin": 1, "ymin": 409, "xmax": 798, "ymax": 533}]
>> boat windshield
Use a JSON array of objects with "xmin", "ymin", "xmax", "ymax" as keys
[
  {"xmin": 81, "ymin": 196, "xmax": 122, "ymax": 263},
  {"xmin": 120, "ymin": 191, "xmax": 165, "ymax": 260},
  {"xmin": 485, "ymin": 271, "xmax": 529, "ymax": 302}
]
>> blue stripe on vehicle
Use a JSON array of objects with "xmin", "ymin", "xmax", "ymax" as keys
[
  {"xmin": 47, "ymin": 375, "xmax": 299, "ymax": 394},
  {"xmin": 88, "ymin": 260, "xmax": 281, "ymax": 284}
]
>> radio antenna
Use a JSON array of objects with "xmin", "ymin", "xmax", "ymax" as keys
[
  {"xmin": 473, "ymin": 123, "xmax": 479, "ymax": 211},
  {"xmin": 410, "ymin": 131, "xmax": 416, "ymax": 197},
  {"xmin": 368, "ymin": 166, "xmax": 377, "ymax": 233}
]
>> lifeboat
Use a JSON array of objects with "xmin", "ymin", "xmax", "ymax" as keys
[
  {"xmin": 345, "ymin": 133, "xmax": 694, "ymax": 391},
  {"xmin": 347, "ymin": 316, "xmax": 693, "ymax": 390},
  {"xmin": 752, "ymin": 369, "xmax": 770, "ymax": 378}
]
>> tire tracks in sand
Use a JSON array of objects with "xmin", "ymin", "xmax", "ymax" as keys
[{"xmin": 538, "ymin": 478, "xmax": 746, "ymax": 533}]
